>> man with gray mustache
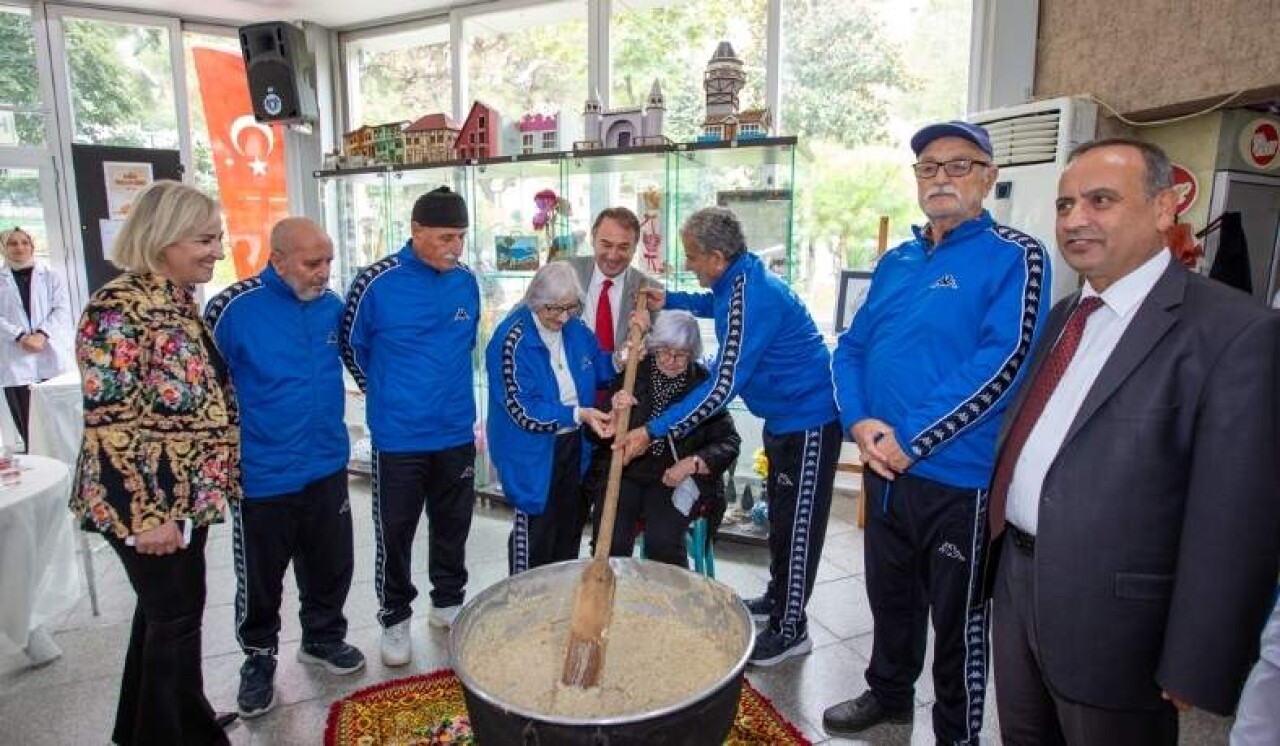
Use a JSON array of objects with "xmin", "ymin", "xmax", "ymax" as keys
[{"xmin": 826, "ymin": 121, "xmax": 1054, "ymax": 743}]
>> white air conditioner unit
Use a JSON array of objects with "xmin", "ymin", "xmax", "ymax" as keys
[{"xmin": 968, "ymin": 96, "xmax": 1099, "ymax": 302}]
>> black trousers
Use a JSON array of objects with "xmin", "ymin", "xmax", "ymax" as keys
[
  {"xmin": 231, "ymin": 468, "xmax": 353, "ymax": 654},
  {"xmin": 4, "ymin": 384, "xmax": 31, "ymax": 449},
  {"xmin": 759, "ymin": 420, "xmax": 841, "ymax": 640},
  {"xmin": 509, "ymin": 431, "xmax": 582, "ymax": 574},
  {"xmin": 595, "ymin": 475, "xmax": 690, "ymax": 567},
  {"xmin": 993, "ymin": 533, "xmax": 1178, "ymax": 746},
  {"xmin": 108, "ymin": 527, "xmax": 227, "ymax": 746},
  {"xmin": 863, "ymin": 471, "xmax": 991, "ymax": 745},
  {"xmin": 373, "ymin": 443, "xmax": 476, "ymax": 627}
]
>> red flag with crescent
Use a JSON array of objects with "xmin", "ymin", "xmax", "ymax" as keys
[{"xmin": 191, "ymin": 47, "xmax": 288, "ymax": 280}]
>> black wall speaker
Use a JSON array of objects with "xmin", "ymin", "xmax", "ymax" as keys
[{"xmin": 238, "ymin": 22, "xmax": 318, "ymax": 124}]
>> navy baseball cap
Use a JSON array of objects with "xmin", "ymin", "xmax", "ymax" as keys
[{"xmin": 910, "ymin": 121, "xmax": 993, "ymax": 158}]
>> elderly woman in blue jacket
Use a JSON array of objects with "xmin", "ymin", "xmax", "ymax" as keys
[{"xmin": 486, "ymin": 262, "xmax": 614, "ymax": 574}]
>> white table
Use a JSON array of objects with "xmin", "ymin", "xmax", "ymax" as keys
[
  {"xmin": 29, "ymin": 370, "xmax": 83, "ymax": 466},
  {"xmin": 27, "ymin": 371, "xmax": 97, "ymax": 616},
  {"xmin": 0, "ymin": 455, "xmax": 78, "ymax": 658}
]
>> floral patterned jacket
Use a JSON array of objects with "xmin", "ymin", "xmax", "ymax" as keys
[{"xmin": 70, "ymin": 272, "xmax": 241, "ymax": 538}]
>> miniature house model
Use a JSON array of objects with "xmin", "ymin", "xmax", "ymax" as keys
[
  {"xmin": 455, "ymin": 101, "xmax": 502, "ymax": 160},
  {"xmin": 576, "ymin": 80, "xmax": 667, "ymax": 150},
  {"xmin": 699, "ymin": 41, "xmax": 772, "ymax": 142},
  {"xmin": 513, "ymin": 113, "xmax": 575, "ymax": 155},
  {"xmin": 404, "ymin": 113, "xmax": 460, "ymax": 164}
]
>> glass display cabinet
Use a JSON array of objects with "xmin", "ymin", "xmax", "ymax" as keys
[{"xmin": 316, "ymin": 137, "xmax": 798, "ymax": 494}]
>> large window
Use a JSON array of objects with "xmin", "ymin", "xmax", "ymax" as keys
[
  {"xmin": 62, "ymin": 17, "xmax": 179, "ymax": 148},
  {"xmin": 611, "ymin": 0, "xmax": 766, "ymax": 143},
  {"xmin": 0, "ymin": 6, "xmax": 46, "ymax": 147},
  {"xmin": 464, "ymin": 1, "xmax": 587, "ymax": 131},
  {"xmin": 344, "ymin": 22, "xmax": 451, "ymax": 129}
]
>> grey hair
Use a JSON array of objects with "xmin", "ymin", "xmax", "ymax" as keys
[
  {"xmin": 524, "ymin": 260, "xmax": 584, "ymax": 308},
  {"xmin": 646, "ymin": 309, "xmax": 702, "ymax": 358},
  {"xmin": 681, "ymin": 207, "xmax": 747, "ymax": 261},
  {"xmin": 1068, "ymin": 137, "xmax": 1174, "ymax": 198}
]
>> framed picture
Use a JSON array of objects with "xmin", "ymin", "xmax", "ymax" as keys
[
  {"xmin": 494, "ymin": 234, "xmax": 540, "ymax": 271},
  {"xmin": 834, "ymin": 270, "xmax": 874, "ymax": 333}
]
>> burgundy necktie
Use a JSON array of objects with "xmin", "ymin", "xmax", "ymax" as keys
[
  {"xmin": 596, "ymin": 278, "xmax": 615, "ymax": 352},
  {"xmin": 989, "ymin": 296, "xmax": 1105, "ymax": 536}
]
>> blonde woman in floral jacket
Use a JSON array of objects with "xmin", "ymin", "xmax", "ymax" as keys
[{"xmin": 71, "ymin": 180, "xmax": 240, "ymax": 746}]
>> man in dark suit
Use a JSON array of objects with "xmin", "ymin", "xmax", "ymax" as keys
[
  {"xmin": 567, "ymin": 206, "xmax": 654, "ymax": 356},
  {"xmin": 989, "ymin": 138, "xmax": 1280, "ymax": 745},
  {"xmin": 566, "ymin": 207, "xmax": 656, "ymax": 552}
]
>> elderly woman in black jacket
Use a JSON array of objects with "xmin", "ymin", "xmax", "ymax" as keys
[{"xmin": 591, "ymin": 309, "xmax": 740, "ymax": 567}]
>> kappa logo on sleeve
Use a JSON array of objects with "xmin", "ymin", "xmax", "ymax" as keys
[
  {"xmin": 931, "ymin": 274, "xmax": 960, "ymax": 290},
  {"xmin": 327, "ymin": 331, "xmax": 340, "ymax": 345},
  {"xmin": 454, "ymin": 307, "xmax": 472, "ymax": 321}
]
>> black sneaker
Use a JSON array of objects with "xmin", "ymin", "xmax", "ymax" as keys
[
  {"xmin": 297, "ymin": 641, "xmax": 366, "ymax": 675},
  {"xmin": 237, "ymin": 654, "xmax": 277, "ymax": 719},
  {"xmin": 742, "ymin": 595, "xmax": 774, "ymax": 623},
  {"xmin": 822, "ymin": 690, "xmax": 913, "ymax": 736},
  {"xmin": 748, "ymin": 628, "xmax": 812, "ymax": 666}
]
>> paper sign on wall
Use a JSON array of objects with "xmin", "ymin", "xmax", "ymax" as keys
[{"xmin": 102, "ymin": 162, "xmax": 154, "ymax": 220}]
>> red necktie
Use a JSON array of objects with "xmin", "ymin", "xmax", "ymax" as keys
[
  {"xmin": 596, "ymin": 278, "xmax": 615, "ymax": 352},
  {"xmin": 989, "ymin": 296, "xmax": 1104, "ymax": 536}
]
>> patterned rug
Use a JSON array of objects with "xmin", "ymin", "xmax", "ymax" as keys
[{"xmin": 325, "ymin": 668, "xmax": 809, "ymax": 745}]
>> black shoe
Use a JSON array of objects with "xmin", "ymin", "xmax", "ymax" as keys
[
  {"xmin": 742, "ymin": 595, "xmax": 774, "ymax": 623},
  {"xmin": 748, "ymin": 628, "xmax": 812, "ymax": 666},
  {"xmin": 297, "ymin": 640, "xmax": 366, "ymax": 675},
  {"xmin": 237, "ymin": 653, "xmax": 277, "ymax": 719},
  {"xmin": 215, "ymin": 712, "xmax": 238, "ymax": 729},
  {"xmin": 822, "ymin": 690, "xmax": 913, "ymax": 736}
]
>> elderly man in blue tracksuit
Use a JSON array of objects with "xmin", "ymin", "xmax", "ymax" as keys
[
  {"xmin": 618, "ymin": 206, "xmax": 841, "ymax": 667},
  {"xmin": 205, "ymin": 217, "xmax": 364, "ymax": 720},
  {"xmin": 340, "ymin": 186, "xmax": 479, "ymax": 668},
  {"xmin": 823, "ymin": 121, "xmax": 1053, "ymax": 744}
]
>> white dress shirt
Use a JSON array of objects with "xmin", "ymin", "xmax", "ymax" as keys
[
  {"xmin": 532, "ymin": 313, "xmax": 579, "ymax": 433},
  {"xmin": 584, "ymin": 265, "xmax": 623, "ymax": 338},
  {"xmin": 1006, "ymin": 249, "xmax": 1170, "ymax": 534}
]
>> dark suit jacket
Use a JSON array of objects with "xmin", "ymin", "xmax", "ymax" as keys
[
  {"xmin": 994, "ymin": 259, "xmax": 1280, "ymax": 715},
  {"xmin": 567, "ymin": 256, "xmax": 655, "ymax": 347}
]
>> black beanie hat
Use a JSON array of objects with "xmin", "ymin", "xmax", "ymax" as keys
[{"xmin": 411, "ymin": 186, "xmax": 469, "ymax": 228}]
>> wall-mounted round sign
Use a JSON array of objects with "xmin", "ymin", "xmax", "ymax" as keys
[
  {"xmin": 1240, "ymin": 118, "xmax": 1280, "ymax": 171},
  {"xmin": 1170, "ymin": 163, "xmax": 1198, "ymax": 216}
]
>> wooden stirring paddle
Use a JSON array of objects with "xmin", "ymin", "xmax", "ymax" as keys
[{"xmin": 561, "ymin": 296, "xmax": 649, "ymax": 688}]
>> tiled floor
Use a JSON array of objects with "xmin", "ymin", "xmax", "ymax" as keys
[{"xmin": 0, "ymin": 478, "xmax": 1234, "ymax": 745}]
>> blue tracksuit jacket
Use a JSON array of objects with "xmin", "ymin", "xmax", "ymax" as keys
[
  {"xmin": 650, "ymin": 251, "xmax": 838, "ymax": 439},
  {"xmin": 832, "ymin": 210, "xmax": 1053, "ymax": 489},
  {"xmin": 484, "ymin": 305, "xmax": 611, "ymax": 514},
  {"xmin": 340, "ymin": 242, "xmax": 480, "ymax": 453},
  {"xmin": 204, "ymin": 264, "xmax": 348, "ymax": 498}
]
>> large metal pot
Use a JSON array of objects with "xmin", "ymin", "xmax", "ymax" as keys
[{"xmin": 449, "ymin": 558, "xmax": 753, "ymax": 745}]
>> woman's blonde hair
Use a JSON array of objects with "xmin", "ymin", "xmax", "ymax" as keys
[{"xmin": 110, "ymin": 180, "xmax": 221, "ymax": 274}]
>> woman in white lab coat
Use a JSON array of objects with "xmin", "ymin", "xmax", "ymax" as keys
[{"xmin": 0, "ymin": 228, "xmax": 72, "ymax": 449}]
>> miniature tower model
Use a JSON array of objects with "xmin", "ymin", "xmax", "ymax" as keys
[
  {"xmin": 583, "ymin": 90, "xmax": 603, "ymax": 146},
  {"xmin": 704, "ymin": 41, "xmax": 745, "ymax": 122},
  {"xmin": 644, "ymin": 80, "xmax": 665, "ymax": 140}
]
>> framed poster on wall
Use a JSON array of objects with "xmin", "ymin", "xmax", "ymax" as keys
[{"xmin": 834, "ymin": 269, "xmax": 874, "ymax": 333}]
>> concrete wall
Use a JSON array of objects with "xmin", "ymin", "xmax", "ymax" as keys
[{"xmin": 1035, "ymin": 0, "xmax": 1280, "ymax": 117}]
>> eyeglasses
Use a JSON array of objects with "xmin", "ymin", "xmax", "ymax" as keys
[
  {"xmin": 911, "ymin": 158, "xmax": 991, "ymax": 179},
  {"xmin": 542, "ymin": 302, "xmax": 582, "ymax": 317},
  {"xmin": 654, "ymin": 348, "xmax": 691, "ymax": 363}
]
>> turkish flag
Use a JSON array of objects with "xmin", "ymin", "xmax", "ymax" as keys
[{"xmin": 192, "ymin": 47, "xmax": 289, "ymax": 280}]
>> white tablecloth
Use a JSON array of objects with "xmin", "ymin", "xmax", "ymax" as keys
[
  {"xmin": 0, "ymin": 455, "xmax": 78, "ymax": 652},
  {"xmin": 28, "ymin": 370, "xmax": 83, "ymax": 466}
]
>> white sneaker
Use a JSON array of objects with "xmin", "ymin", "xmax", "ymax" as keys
[
  {"xmin": 428, "ymin": 604, "xmax": 462, "ymax": 629},
  {"xmin": 380, "ymin": 620, "xmax": 412, "ymax": 667}
]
